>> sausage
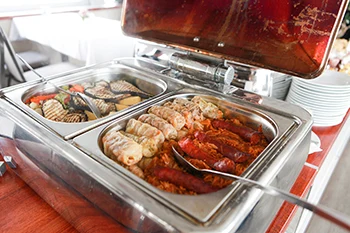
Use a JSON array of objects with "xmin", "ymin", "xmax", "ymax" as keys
[
  {"xmin": 153, "ymin": 166, "xmax": 219, "ymax": 194},
  {"xmin": 194, "ymin": 131, "xmax": 250, "ymax": 163},
  {"xmin": 178, "ymin": 137, "xmax": 235, "ymax": 174},
  {"xmin": 212, "ymin": 119, "xmax": 262, "ymax": 144}
]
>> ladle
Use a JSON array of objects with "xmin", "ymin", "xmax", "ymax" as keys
[
  {"xmin": 172, "ymin": 146, "xmax": 350, "ymax": 231},
  {"xmin": 16, "ymin": 54, "xmax": 102, "ymax": 118}
]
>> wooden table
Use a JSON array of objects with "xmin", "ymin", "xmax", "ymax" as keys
[
  {"xmin": 0, "ymin": 136, "xmax": 132, "ymax": 233},
  {"xmin": 0, "ymin": 160, "xmax": 77, "ymax": 233},
  {"xmin": 1, "ymin": 110, "xmax": 349, "ymax": 232}
]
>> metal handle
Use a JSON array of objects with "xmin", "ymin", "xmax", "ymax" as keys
[
  {"xmin": 169, "ymin": 53, "xmax": 235, "ymax": 84},
  {"xmin": 0, "ymin": 161, "xmax": 6, "ymax": 176},
  {"xmin": 4, "ymin": 155, "xmax": 17, "ymax": 169},
  {"xmin": 16, "ymin": 54, "xmax": 45, "ymax": 80},
  {"xmin": 172, "ymin": 146, "xmax": 350, "ymax": 231},
  {"xmin": 207, "ymin": 169, "xmax": 350, "ymax": 231}
]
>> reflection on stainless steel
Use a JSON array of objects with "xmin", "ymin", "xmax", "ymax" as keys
[
  {"xmin": 135, "ymin": 41, "xmax": 291, "ymax": 100},
  {"xmin": 169, "ymin": 53, "xmax": 235, "ymax": 85},
  {"xmin": 228, "ymin": 88, "xmax": 263, "ymax": 105},
  {"xmin": 172, "ymin": 146, "xmax": 350, "ymax": 232},
  {"xmin": 134, "ymin": 40, "xmax": 178, "ymax": 67}
]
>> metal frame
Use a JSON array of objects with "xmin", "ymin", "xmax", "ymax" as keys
[
  {"xmin": 0, "ymin": 29, "xmax": 4, "ymax": 89},
  {"xmin": 0, "ymin": 27, "xmax": 26, "ymax": 87}
]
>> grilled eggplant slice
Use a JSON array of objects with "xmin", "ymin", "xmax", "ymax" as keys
[
  {"xmin": 110, "ymin": 80, "xmax": 151, "ymax": 98},
  {"xmin": 70, "ymin": 95, "xmax": 89, "ymax": 110},
  {"xmin": 95, "ymin": 80, "xmax": 110, "ymax": 87},
  {"xmin": 42, "ymin": 99, "xmax": 68, "ymax": 122},
  {"xmin": 92, "ymin": 99, "xmax": 116, "ymax": 116},
  {"xmin": 62, "ymin": 111, "xmax": 88, "ymax": 123},
  {"xmin": 84, "ymin": 85, "xmax": 130, "ymax": 102}
]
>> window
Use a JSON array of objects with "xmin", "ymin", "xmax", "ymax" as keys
[{"xmin": 0, "ymin": 0, "xmax": 113, "ymax": 14}]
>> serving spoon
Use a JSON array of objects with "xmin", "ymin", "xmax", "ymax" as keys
[
  {"xmin": 16, "ymin": 54, "xmax": 102, "ymax": 118},
  {"xmin": 172, "ymin": 146, "xmax": 350, "ymax": 231}
]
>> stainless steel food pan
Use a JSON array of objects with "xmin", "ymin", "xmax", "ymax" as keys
[
  {"xmin": 3, "ymin": 60, "xmax": 172, "ymax": 139},
  {"xmin": 72, "ymin": 88, "xmax": 312, "ymax": 232}
]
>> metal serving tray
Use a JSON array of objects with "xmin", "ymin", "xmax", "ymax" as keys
[
  {"xmin": 0, "ymin": 84, "xmax": 312, "ymax": 232},
  {"xmin": 72, "ymin": 88, "xmax": 311, "ymax": 232},
  {"xmin": 0, "ymin": 57, "xmax": 313, "ymax": 232},
  {"xmin": 3, "ymin": 60, "xmax": 172, "ymax": 139}
]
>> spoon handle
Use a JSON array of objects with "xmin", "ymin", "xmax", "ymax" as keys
[
  {"xmin": 16, "ymin": 54, "xmax": 44, "ymax": 80},
  {"xmin": 208, "ymin": 169, "xmax": 350, "ymax": 231},
  {"xmin": 76, "ymin": 92, "xmax": 102, "ymax": 118}
]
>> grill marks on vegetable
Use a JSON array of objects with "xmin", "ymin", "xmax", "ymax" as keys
[
  {"xmin": 102, "ymin": 96, "xmax": 269, "ymax": 195},
  {"xmin": 26, "ymin": 80, "xmax": 150, "ymax": 122}
]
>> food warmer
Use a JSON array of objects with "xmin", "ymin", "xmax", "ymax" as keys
[{"xmin": 0, "ymin": 0, "xmax": 348, "ymax": 232}]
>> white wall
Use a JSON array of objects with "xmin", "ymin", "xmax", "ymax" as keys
[
  {"xmin": 0, "ymin": 7, "xmax": 122, "ymax": 35},
  {"xmin": 93, "ymin": 7, "xmax": 122, "ymax": 20}
]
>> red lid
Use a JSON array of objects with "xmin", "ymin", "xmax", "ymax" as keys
[{"xmin": 121, "ymin": 0, "xmax": 349, "ymax": 78}]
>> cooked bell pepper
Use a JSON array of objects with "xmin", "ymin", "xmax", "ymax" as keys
[
  {"xmin": 69, "ymin": 84, "xmax": 84, "ymax": 93},
  {"xmin": 55, "ymin": 92, "xmax": 70, "ymax": 108},
  {"xmin": 29, "ymin": 94, "xmax": 57, "ymax": 104}
]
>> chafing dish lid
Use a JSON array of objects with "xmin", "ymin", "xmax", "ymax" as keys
[{"xmin": 121, "ymin": 0, "xmax": 349, "ymax": 79}]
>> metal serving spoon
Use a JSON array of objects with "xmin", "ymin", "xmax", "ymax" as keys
[
  {"xmin": 172, "ymin": 146, "xmax": 350, "ymax": 231},
  {"xmin": 16, "ymin": 54, "xmax": 102, "ymax": 119}
]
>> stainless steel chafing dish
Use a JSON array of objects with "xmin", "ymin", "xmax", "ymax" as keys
[
  {"xmin": 1, "ymin": 0, "xmax": 348, "ymax": 232},
  {"xmin": 0, "ymin": 59, "xmax": 312, "ymax": 232}
]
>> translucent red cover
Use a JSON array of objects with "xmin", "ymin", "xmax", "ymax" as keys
[{"xmin": 121, "ymin": 0, "xmax": 348, "ymax": 78}]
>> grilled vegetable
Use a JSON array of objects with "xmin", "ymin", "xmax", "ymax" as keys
[
  {"xmin": 30, "ymin": 94, "xmax": 57, "ymax": 104},
  {"xmin": 84, "ymin": 110, "xmax": 97, "ymax": 121},
  {"xmin": 110, "ymin": 80, "xmax": 151, "ymax": 98},
  {"xmin": 115, "ymin": 104, "xmax": 129, "ymax": 111},
  {"xmin": 42, "ymin": 99, "xmax": 68, "ymax": 122},
  {"xmin": 54, "ymin": 92, "xmax": 70, "ymax": 108},
  {"xmin": 85, "ymin": 85, "xmax": 130, "ymax": 102},
  {"xmin": 69, "ymin": 84, "xmax": 84, "ymax": 93},
  {"xmin": 62, "ymin": 111, "xmax": 88, "ymax": 123},
  {"xmin": 118, "ymin": 96, "xmax": 141, "ymax": 106}
]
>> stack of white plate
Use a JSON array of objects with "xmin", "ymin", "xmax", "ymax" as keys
[
  {"xmin": 286, "ymin": 70, "xmax": 350, "ymax": 127},
  {"xmin": 270, "ymin": 73, "xmax": 292, "ymax": 100}
]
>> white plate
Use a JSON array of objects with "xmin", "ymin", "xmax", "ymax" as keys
[
  {"xmin": 313, "ymin": 118, "xmax": 343, "ymax": 127},
  {"xmin": 312, "ymin": 113, "xmax": 346, "ymax": 121},
  {"xmin": 313, "ymin": 115, "xmax": 345, "ymax": 127},
  {"xmin": 293, "ymin": 72, "xmax": 350, "ymax": 92},
  {"xmin": 285, "ymin": 97, "xmax": 348, "ymax": 117},
  {"xmin": 287, "ymin": 88, "xmax": 350, "ymax": 104},
  {"xmin": 305, "ymin": 70, "xmax": 350, "ymax": 86},
  {"xmin": 288, "ymin": 93, "xmax": 350, "ymax": 109},
  {"xmin": 290, "ymin": 82, "xmax": 350, "ymax": 99},
  {"xmin": 287, "ymin": 93, "xmax": 350, "ymax": 110},
  {"xmin": 292, "ymin": 80, "xmax": 350, "ymax": 95},
  {"xmin": 310, "ymin": 131, "xmax": 321, "ymax": 148}
]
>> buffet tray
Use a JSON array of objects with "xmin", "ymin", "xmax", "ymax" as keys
[
  {"xmin": 2, "ymin": 60, "xmax": 174, "ymax": 139},
  {"xmin": 0, "ymin": 58, "xmax": 313, "ymax": 232},
  {"xmin": 72, "ymin": 87, "xmax": 310, "ymax": 229}
]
